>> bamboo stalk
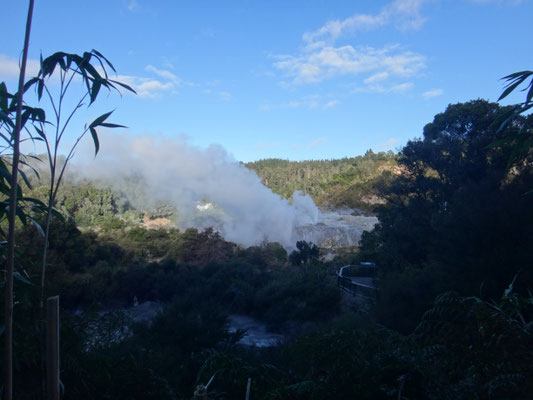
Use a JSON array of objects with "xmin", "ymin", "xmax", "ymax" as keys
[{"xmin": 4, "ymin": 2, "xmax": 35, "ymax": 399}]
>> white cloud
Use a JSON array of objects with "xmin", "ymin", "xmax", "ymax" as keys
[
  {"xmin": 324, "ymin": 100, "xmax": 339, "ymax": 109},
  {"xmin": 275, "ymin": 45, "xmax": 425, "ymax": 85},
  {"xmin": 470, "ymin": 0, "xmax": 526, "ymax": 4},
  {"xmin": 378, "ymin": 138, "xmax": 399, "ymax": 149},
  {"xmin": 389, "ymin": 82, "xmax": 414, "ymax": 92},
  {"xmin": 116, "ymin": 74, "xmax": 175, "ymax": 98},
  {"xmin": 354, "ymin": 80, "xmax": 414, "ymax": 94},
  {"xmin": 0, "ymin": 54, "xmax": 40, "ymax": 78},
  {"xmin": 302, "ymin": 0, "xmax": 427, "ymax": 45},
  {"xmin": 145, "ymin": 65, "xmax": 180, "ymax": 84},
  {"xmin": 218, "ymin": 91, "xmax": 232, "ymax": 101},
  {"xmin": 308, "ymin": 137, "xmax": 327, "ymax": 149},
  {"xmin": 127, "ymin": 0, "xmax": 139, "ymax": 11},
  {"xmin": 273, "ymin": 0, "xmax": 428, "ymax": 91},
  {"xmin": 422, "ymin": 88, "xmax": 444, "ymax": 99},
  {"xmin": 0, "ymin": 54, "xmax": 183, "ymax": 99},
  {"xmin": 116, "ymin": 64, "xmax": 184, "ymax": 98},
  {"xmin": 364, "ymin": 72, "xmax": 390, "ymax": 85}
]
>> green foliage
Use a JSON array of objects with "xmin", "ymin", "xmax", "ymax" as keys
[
  {"xmin": 359, "ymin": 100, "xmax": 533, "ymax": 332},
  {"xmin": 288, "ymin": 240, "xmax": 319, "ymax": 266},
  {"xmin": 269, "ymin": 316, "xmax": 425, "ymax": 400},
  {"xmin": 253, "ymin": 263, "xmax": 340, "ymax": 326},
  {"xmin": 246, "ymin": 150, "xmax": 397, "ymax": 211},
  {"xmin": 413, "ymin": 286, "xmax": 533, "ymax": 399},
  {"xmin": 495, "ymin": 70, "xmax": 533, "ymax": 165}
]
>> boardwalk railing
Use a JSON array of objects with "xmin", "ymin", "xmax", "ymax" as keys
[{"xmin": 337, "ymin": 264, "xmax": 377, "ymax": 302}]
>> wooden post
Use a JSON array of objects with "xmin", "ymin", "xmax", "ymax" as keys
[
  {"xmin": 46, "ymin": 296, "xmax": 60, "ymax": 400},
  {"xmin": 245, "ymin": 378, "xmax": 252, "ymax": 400}
]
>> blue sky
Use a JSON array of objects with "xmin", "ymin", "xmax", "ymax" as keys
[{"xmin": 2, "ymin": 0, "xmax": 532, "ymax": 162}]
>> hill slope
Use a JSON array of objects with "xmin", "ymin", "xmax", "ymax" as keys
[{"xmin": 246, "ymin": 150, "xmax": 398, "ymax": 212}]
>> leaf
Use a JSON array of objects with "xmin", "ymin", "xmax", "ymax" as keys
[
  {"xmin": 0, "ymin": 111, "xmax": 15, "ymax": 129},
  {"xmin": 89, "ymin": 110, "xmax": 113, "ymax": 129},
  {"xmin": 90, "ymin": 126, "xmax": 100, "ymax": 156},
  {"xmin": 21, "ymin": 197, "xmax": 47, "ymax": 208},
  {"xmin": 526, "ymin": 81, "xmax": 533, "ymax": 105},
  {"xmin": 498, "ymin": 79, "xmax": 526, "ymax": 102},
  {"xmin": 19, "ymin": 160, "xmax": 40, "ymax": 180},
  {"xmin": 14, "ymin": 272, "xmax": 32, "ymax": 285},
  {"xmin": 18, "ymin": 169, "xmax": 32, "ymax": 189},
  {"xmin": 37, "ymin": 78, "xmax": 44, "ymax": 100},
  {"xmin": 21, "ymin": 109, "xmax": 31, "ymax": 129},
  {"xmin": 15, "ymin": 204, "xmax": 27, "ymax": 225},
  {"xmin": 0, "ymin": 131, "xmax": 13, "ymax": 145},
  {"xmin": 92, "ymin": 49, "xmax": 116, "ymax": 73},
  {"xmin": 498, "ymin": 71, "xmax": 533, "ymax": 101},
  {"xmin": 34, "ymin": 126, "xmax": 46, "ymax": 140},
  {"xmin": 51, "ymin": 208, "xmax": 65, "ymax": 223},
  {"xmin": 0, "ymin": 160, "xmax": 12, "ymax": 182},
  {"xmin": 84, "ymin": 61, "xmax": 102, "ymax": 81},
  {"xmin": 23, "ymin": 77, "xmax": 39, "ymax": 94},
  {"xmin": 109, "ymin": 79, "xmax": 137, "ymax": 94},
  {"xmin": 28, "ymin": 216, "xmax": 45, "ymax": 237},
  {"xmin": 90, "ymin": 79, "xmax": 102, "ymax": 105},
  {"xmin": 99, "ymin": 122, "xmax": 126, "ymax": 129}
]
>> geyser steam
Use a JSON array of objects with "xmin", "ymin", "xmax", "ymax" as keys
[{"xmin": 76, "ymin": 133, "xmax": 319, "ymax": 248}]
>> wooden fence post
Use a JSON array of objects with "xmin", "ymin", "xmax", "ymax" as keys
[
  {"xmin": 245, "ymin": 378, "xmax": 252, "ymax": 400},
  {"xmin": 46, "ymin": 296, "xmax": 60, "ymax": 400}
]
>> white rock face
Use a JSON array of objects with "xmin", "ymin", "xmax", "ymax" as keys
[{"xmin": 294, "ymin": 208, "xmax": 378, "ymax": 249}]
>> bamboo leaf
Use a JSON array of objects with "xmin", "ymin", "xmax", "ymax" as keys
[
  {"xmin": 37, "ymin": 78, "xmax": 44, "ymax": 100},
  {"xmin": 89, "ymin": 110, "xmax": 114, "ymax": 129},
  {"xmin": 51, "ymin": 208, "xmax": 65, "ymax": 223},
  {"xmin": 23, "ymin": 77, "xmax": 39, "ymax": 93},
  {"xmin": 15, "ymin": 204, "xmax": 27, "ymax": 225},
  {"xmin": 92, "ymin": 49, "xmax": 116, "ymax": 73},
  {"xmin": 18, "ymin": 169, "xmax": 32, "ymax": 189},
  {"xmin": 34, "ymin": 126, "xmax": 46, "ymax": 140},
  {"xmin": 498, "ymin": 79, "xmax": 526, "ymax": 102},
  {"xmin": 28, "ymin": 216, "xmax": 45, "ymax": 237},
  {"xmin": 99, "ymin": 122, "xmax": 126, "ymax": 128},
  {"xmin": 0, "ymin": 82, "xmax": 10, "ymax": 111},
  {"xmin": 109, "ymin": 79, "xmax": 137, "ymax": 94},
  {"xmin": 0, "ymin": 111, "xmax": 15, "ymax": 128},
  {"xmin": 90, "ymin": 79, "xmax": 102, "ymax": 105},
  {"xmin": 14, "ymin": 272, "xmax": 32, "ymax": 285},
  {"xmin": 90, "ymin": 126, "xmax": 100, "ymax": 156},
  {"xmin": 526, "ymin": 81, "xmax": 533, "ymax": 105}
]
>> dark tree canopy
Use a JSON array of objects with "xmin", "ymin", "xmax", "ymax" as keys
[{"xmin": 359, "ymin": 100, "xmax": 533, "ymax": 332}]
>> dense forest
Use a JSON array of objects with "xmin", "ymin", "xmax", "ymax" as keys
[{"xmin": 246, "ymin": 150, "xmax": 398, "ymax": 211}]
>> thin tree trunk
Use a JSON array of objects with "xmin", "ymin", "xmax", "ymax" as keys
[{"xmin": 4, "ymin": 1, "xmax": 35, "ymax": 399}]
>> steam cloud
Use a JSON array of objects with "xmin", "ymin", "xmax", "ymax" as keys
[{"xmin": 75, "ymin": 132, "xmax": 319, "ymax": 248}]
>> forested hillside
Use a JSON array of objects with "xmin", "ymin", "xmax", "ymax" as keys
[
  {"xmin": 246, "ymin": 150, "xmax": 398, "ymax": 211},
  {"xmin": 19, "ymin": 149, "xmax": 398, "ymax": 230}
]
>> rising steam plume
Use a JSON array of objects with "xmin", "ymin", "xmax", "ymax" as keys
[{"xmin": 75, "ymin": 133, "xmax": 319, "ymax": 248}]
